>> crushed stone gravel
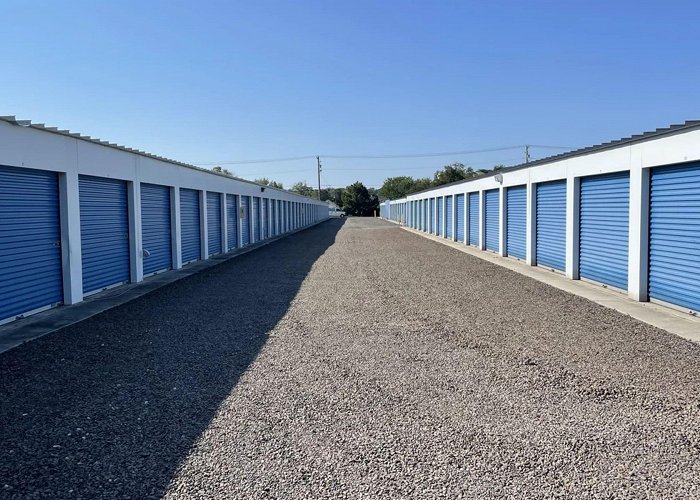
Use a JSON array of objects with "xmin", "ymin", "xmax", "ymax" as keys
[{"xmin": 2, "ymin": 217, "xmax": 700, "ymax": 499}]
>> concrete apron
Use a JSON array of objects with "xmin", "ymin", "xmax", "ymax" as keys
[
  {"xmin": 0, "ymin": 223, "xmax": 324, "ymax": 354},
  {"xmin": 401, "ymin": 225, "xmax": 700, "ymax": 344}
]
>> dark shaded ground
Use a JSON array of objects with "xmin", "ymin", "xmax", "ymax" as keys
[
  {"xmin": 0, "ymin": 219, "xmax": 344, "ymax": 499},
  {"xmin": 4, "ymin": 217, "xmax": 700, "ymax": 499}
]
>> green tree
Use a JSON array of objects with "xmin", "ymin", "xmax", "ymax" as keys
[
  {"xmin": 290, "ymin": 181, "xmax": 316, "ymax": 197},
  {"xmin": 342, "ymin": 181, "xmax": 379, "ymax": 216},
  {"xmin": 412, "ymin": 177, "xmax": 433, "ymax": 193},
  {"xmin": 432, "ymin": 163, "xmax": 474, "ymax": 186},
  {"xmin": 255, "ymin": 177, "xmax": 283, "ymax": 189},
  {"xmin": 212, "ymin": 166, "xmax": 234, "ymax": 177},
  {"xmin": 378, "ymin": 176, "xmax": 416, "ymax": 200}
]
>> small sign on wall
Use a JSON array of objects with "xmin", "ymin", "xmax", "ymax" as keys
[{"xmin": 239, "ymin": 206, "xmax": 247, "ymax": 219}]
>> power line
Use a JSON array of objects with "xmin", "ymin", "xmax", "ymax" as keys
[{"xmin": 191, "ymin": 144, "xmax": 574, "ymax": 166}]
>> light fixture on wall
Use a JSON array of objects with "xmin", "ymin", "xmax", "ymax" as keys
[
  {"xmin": 495, "ymin": 173, "xmax": 504, "ymax": 184},
  {"xmin": 260, "ymin": 187, "xmax": 266, "ymax": 192}
]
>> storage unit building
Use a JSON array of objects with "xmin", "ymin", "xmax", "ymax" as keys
[
  {"xmin": 141, "ymin": 183, "xmax": 172, "ymax": 276},
  {"xmin": 379, "ymin": 120, "xmax": 700, "ymax": 318}
]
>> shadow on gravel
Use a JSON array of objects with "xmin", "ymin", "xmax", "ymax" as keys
[{"xmin": 0, "ymin": 218, "xmax": 345, "ymax": 499}]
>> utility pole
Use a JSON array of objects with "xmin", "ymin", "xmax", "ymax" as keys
[
  {"xmin": 525, "ymin": 145, "xmax": 531, "ymax": 164},
  {"xmin": 316, "ymin": 156, "xmax": 322, "ymax": 199}
]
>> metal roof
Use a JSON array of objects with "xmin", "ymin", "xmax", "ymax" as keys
[
  {"xmin": 0, "ymin": 115, "xmax": 318, "ymax": 200},
  {"xmin": 408, "ymin": 120, "xmax": 700, "ymax": 196}
]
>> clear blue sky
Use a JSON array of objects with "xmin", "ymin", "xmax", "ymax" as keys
[{"xmin": 4, "ymin": 1, "xmax": 700, "ymax": 189}]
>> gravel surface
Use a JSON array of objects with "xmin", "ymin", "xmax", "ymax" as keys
[{"xmin": 3, "ymin": 217, "xmax": 700, "ymax": 499}]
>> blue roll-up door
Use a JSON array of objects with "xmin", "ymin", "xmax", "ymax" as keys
[
  {"xmin": 253, "ymin": 197, "xmax": 261, "ymax": 241},
  {"xmin": 429, "ymin": 198, "xmax": 435, "ymax": 233},
  {"xmin": 241, "ymin": 196, "xmax": 251, "ymax": 246},
  {"xmin": 580, "ymin": 172, "xmax": 629, "ymax": 289},
  {"xmin": 79, "ymin": 176, "xmax": 130, "ymax": 294},
  {"xmin": 180, "ymin": 188, "xmax": 201, "ymax": 264},
  {"xmin": 485, "ymin": 189, "xmax": 500, "ymax": 252},
  {"xmin": 0, "ymin": 165, "xmax": 63, "ymax": 323},
  {"xmin": 271, "ymin": 199, "xmax": 276, "ymax": 236},
  {"xmin": 226, "ymin": 194, "xmax": 238, "ymax": 250},
  {"xmin": 468, "ymin": 192, "xmax": 479, "ymax": 246},
  {"xmin": 506, "ymin": 185, "xmax": 526, "ymax": 260},
  {"xmin": 436, "ymin": 197, "xmax": 443, "ymax": 236},
  {"xmin": 456, "ymin": 194, "xmax": 465, "ymax": 242},
  {"xmin": 424, "ymin": 200, "xmax": 429, "ymax": 232},
  {"xmin": 445, "ymin": 196, "xmax": 453, "ymax": 239},
  {"xmin": 536, "ymin": 180, "xmax": 567, "ymax": 271},
  {"xmin": 649, "ymin": 163, "xmax": 700, "ymax": 313},
  {"xmin": 207, "ymin": 192, "xmax": 222, "ymax": 256},
  {"xmin": 418, "ymin": 200, "xmax": 426, "ymax": 231},
  {"xmin": 141, "ymin": 183, "xmax": 172, "ymax": 276},
  {"xmin": 262, "ymin": 199, "xmax": 268, "ymax": 238}
]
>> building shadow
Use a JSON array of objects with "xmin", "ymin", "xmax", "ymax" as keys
[{"xmin": 0, "ymin": 218, "xmax": 345, "ymax": 499}]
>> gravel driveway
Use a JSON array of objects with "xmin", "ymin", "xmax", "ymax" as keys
[{"xmin": 2, "ymin": 217, "xmax": 700, "ymax": 499}]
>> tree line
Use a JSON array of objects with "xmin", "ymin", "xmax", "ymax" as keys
[
  {"xmin": 377, "ymin": 163, "xmax": 505, "ymax": 201},
  {"xmin": 210, "ymin": 162, "xmax": 505, "ymax": 217}
]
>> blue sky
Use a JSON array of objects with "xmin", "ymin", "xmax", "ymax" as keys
[{"xmin": 3, "ymin": 1, "xmax": 700, "ymax": 189}]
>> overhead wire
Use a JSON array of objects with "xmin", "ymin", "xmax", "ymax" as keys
[{"xmin": 191, "ymin": 144, "xmax": 574, "ymax": 166}]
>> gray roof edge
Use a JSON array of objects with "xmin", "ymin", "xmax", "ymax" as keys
[
  {"xmin": 406, "ymin": 120, "xmax": 700, "ymax": 197},
  {"xmin": 0, "ymin": 116, "xmax": 321, "ymax": 202}
]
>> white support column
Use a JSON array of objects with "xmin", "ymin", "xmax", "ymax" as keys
[
  {"xmin": 58, "ymin": 170, "xmax": 83, "ymax": 305},
  {"xmin": 526, "ymin": 182, "xmax": 536, "ymax": 266},
  {"xmin": 566, "ymin": 176, "xmax": 581, "ymax": 279},
  {"xmin": 479, "ymin": 190, "xmax": 486, "ymax": 250},
  {"xmin": 200, "ymin": 190, "xmax": 208, "ymax": 259},
  {"xmin": 171, "ymin": 187, "xmax": 182, "ymax": 269},
  {"xmin": 499, "ymin": 186, "xmax": 507, "ymax": 256},
  {"xmin": 127, "ymin": 180, "xmax": 143, "ymax": 283},
  {"xmin": 221, "ymin": 193, "xmax": 228, "ymax": 252},
  {"xmin": 628, "ymin": 167, "xmax": 650, "ymax": 301}
]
